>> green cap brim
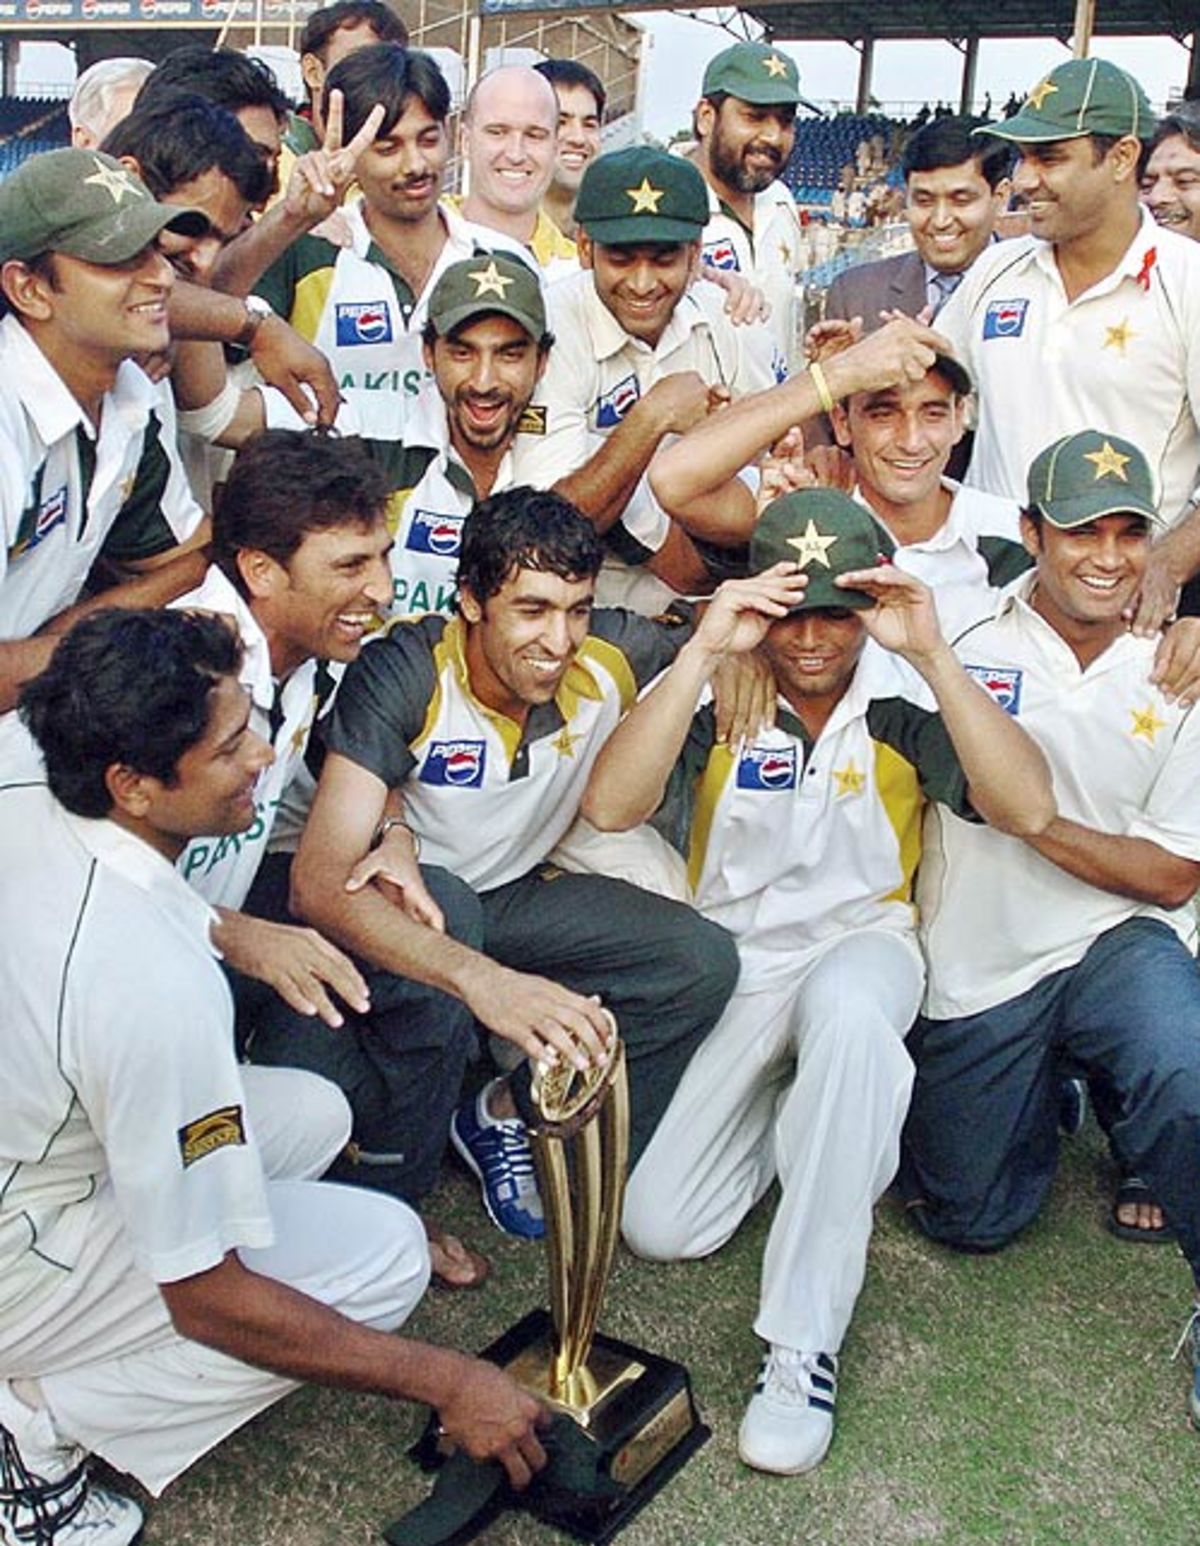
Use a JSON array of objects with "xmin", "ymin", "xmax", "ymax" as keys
[
  {"xmin": 1036, "ymin": 492, "xmax": 1164, "ymax": 529},
  {"xmin": 972, "ymin": 116, "xmax": 1089, "ymax": 145},
  {"xmin": 787, "ymin": 575, "xmax": 877, "ymax": 613},
  {"xmin": 53, "ymin": 203, "xmax": 209, "ymax": 266},
  {"xmin": 579, "ymin": 215, "xmax": 704, "ymax": 246}
]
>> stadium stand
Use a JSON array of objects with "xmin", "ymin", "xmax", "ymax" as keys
[{"xmin": 0, "ymin": 97, "xmax": 69, "ymax": 177}]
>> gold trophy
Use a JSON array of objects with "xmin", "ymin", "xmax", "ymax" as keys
[{"xmin": 404, "ymin": 1021, "xmax": 709, "ymax": 1545}]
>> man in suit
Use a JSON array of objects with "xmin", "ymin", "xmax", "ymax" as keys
[{"xmin": 824, "ymin": 116, "xmax": 1011, "ymax": 328}]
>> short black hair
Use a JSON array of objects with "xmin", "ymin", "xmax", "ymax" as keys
[
  {"xmin": 533, "ymin": 58, "xmax": 606, "ymax": 119},
  {"xmin": 1149, "ymin": 104, "xmax": 1200, "ymax": 157},
  {"xmin": 325, "ymin": 43, "xmax": 450, "ymax": 141},
  {"xmin": 139, "ymin": 47, "xmax": 291, "ymax": 126},
  {"xmin": 20, "ymin": 609, "xmax": 242, "ymax": 819},
  {"xmin": 301, "ymin": 0, "xmax": 408, "ymax": 60},
  {"xmin": 457, "ymin": 487, "xmax": 603, "ymax": 603},
  {"xmin": 901, "ymin": 115, "xmax": 1013, "ymax": 188},
  {"xmin": 101, "ymin": 94, "xmax": 272, "ymax": 207},
  {"xmin": 213, "ymin": 429, "xmax": 389, "ymax": 597}
]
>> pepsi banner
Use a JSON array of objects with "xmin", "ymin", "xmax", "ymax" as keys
[
  {"xmin": 0, "ymin": 0, "xmax": 321, "ymax": 26},
  {"xmin": 479, "ymin": 0, "xmax": 616, "ymax": 11}
]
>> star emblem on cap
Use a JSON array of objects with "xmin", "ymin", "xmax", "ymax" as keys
[
  {"xmin": 626, "ymin": 178, "xmax": 664, "ymax": 214},
  {"xmin": 468, "ymin": 260, "xmax": 513, "ymax": 299},
  {"xmin": 1083, "ymin": 439, "xmax": 1131, "ymax": 481},
  {"xmin": 84, "ymin": 157, "xmax": 141, "ymax": 204},
  {"xmin": 1026, "ymin": 77, "xmax": 1059, "ymax": 112},
  {"xmin": 762, "ymin": 53, "xmax": 790, "ymax": 78},
  {"xmin": 787, "ymin": 520, "xmax": 838, "ymax": 568},
  {"xmin": 1130, "ymin": 704, "xmax": 1166, "ymax": 743},
  {"xmin": 1103, "ymin": 318, "xmax": 1136, "ymax": 355},
  {"xmin": 833, "ymin": 759, "xmax": 866, "ymax": 797}
]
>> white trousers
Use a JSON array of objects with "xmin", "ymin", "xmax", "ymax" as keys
[
  {"xmin": 624, "ymin": 930, "xmax": 922, "ymax": 1353},
  {"xmin": 3, "ymin": 1068, "xmax": 427, "ymax": 1495}
]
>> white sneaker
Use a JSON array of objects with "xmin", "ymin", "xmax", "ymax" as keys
[
  {"xmin": 737, "ymin": 1345, "xmax": 838, "ymax": 1475},
  {"xmin": 0, "ymin": 1382, "xmax": 143, "ymax": 1546}
]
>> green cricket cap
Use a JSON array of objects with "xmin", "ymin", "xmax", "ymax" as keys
[
  {"xmin": 1026, "ymin": 430, "xmax": 1162, "ymax": 528},
  {"xmin": 0, "ymin": 149, "xmax": 209, "ymax": 266},
  {"xmin": 426, "ymin": 252, "xmax": 546, "ymax": 340},
  {"xmin": 975, "ymin": 59, "xmax": 1154, "ymax": 144},
  {"xmin": 750, "ymin": 489, "xmax": 896, "ymax": 611},
  {"xmin": 701, "ymin": 41, "xmax": 801, "ymax": 107},
  {"xmin": 575, "ymin": 146, "xmax": 708, "ymax": 246}
]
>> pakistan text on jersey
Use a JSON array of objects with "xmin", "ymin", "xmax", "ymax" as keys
[{"xmin": 182, "ymin": 797, "xmax": 281, "ymax": 879}]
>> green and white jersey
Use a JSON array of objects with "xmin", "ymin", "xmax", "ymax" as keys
[
  {"xmin": 921, "ymin": 576, "xmax": 1200, "ymax": 1020},
  {"xmin": 173, "ymin": 567, "xmax": 336, "ymax": 909},
  {"xmin": 326, "ymin": 609, "xmax": 684, "ymax": 891},
  {"xmin": 666, "ymin": 645, "xmax": 972, "ymax": 993},
  {"xmin": 0, "ymin": 317, "xmax": 202, "ymax": 640},
  {"xmin": 255, "ymin": 198, "xmax": 527, "ymax": 438},
  {"xmin": 511, "ymin": 270, "xmax": 777, "ymax": 566}
]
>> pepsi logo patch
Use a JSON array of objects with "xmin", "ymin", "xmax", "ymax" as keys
[
  {"xmin": 595, "ymin": 374, "xmax": 641, "ymax": 430},
  {"xmin": 982, "ymin": 298, "xmax": 1030, "ymax": 340},
  {"xmin": 34, "ymin": 485, "xmax": 67, "ymax": 544},
  {"xmin": 334, "ymin": 301, "xmax": 394, "ymax": 346},
  {"xmin": 405, "ymin": 508, "xmax": 464, "ymax": 557},
  {"xmin": 703, "ymin": 239, "xmax": 740, "ymax": 272},
  {"xmin": 964, "ymin": 664, "xmax": 1023, "ymax": 714},
  {"xmin": 420, "ymin": 739, "xmax": 487, "ymax": 787},
  {"xmin": 736, "ymin": 743, "xmax": 798, "ymax": 790}
]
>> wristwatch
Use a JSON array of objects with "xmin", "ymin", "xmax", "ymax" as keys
[
  {"xmin": 374, "ymin": 815, "xmax": 421, "ymax": 857},
  {"xmin": 235, "ymin": 294, "xmax": 273, "ymax": 349}
]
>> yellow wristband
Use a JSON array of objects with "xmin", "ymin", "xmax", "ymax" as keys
[{"xmin": 808, "ymin": 360, "xmax": 836, "ymax": 415}]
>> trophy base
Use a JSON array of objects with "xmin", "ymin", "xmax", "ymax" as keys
[{"xmin": 410, "ymin": 1309, "xmax": 710, "ymax": 1544}]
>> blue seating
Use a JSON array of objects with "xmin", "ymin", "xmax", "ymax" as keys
[{"xmin": 0, "ymin": 100, "xmax": 71, "ymax": 181}]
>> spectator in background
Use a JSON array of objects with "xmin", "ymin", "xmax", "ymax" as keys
[
  {"xmin": 291, "ymin": 0, "xmax": 408, "ymax": 152},
  {"xmin": 534, "ymin": 57, "xmax": 605, "ymax": 240},
  {"xmin": 67, "ymin": 56, "xmax": 153, "ymax": 149},
  {"xmin": 1142, "ymin": 103, "xmax": 1200, "ymax": 243}
]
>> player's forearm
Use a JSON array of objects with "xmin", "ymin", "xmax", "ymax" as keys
[
  {"xmin": 1023, "ymin": 819, "xmax": 1200, "ymax": 909},
  {"xmin": 582, "ymin": 635, "xmax": 718, "ymax": 830},
  {"xmin": 553, "ymin": 397, "xmax": 676, "ymax": 533},
  {"xmin": 168, "ymin": 279, "xmax": 259, "ymax": 345},
  {"xmin": 210, "ymin": 203, "xmax": 312, "ymax": 299},
  {"xmin": 919, "ymin": 643, "xmax": 1055, "ymax": 838},
  {"xmin": 1150, "ymin": 502, "xmax": 1200, "ymax": 590},
  {"xmin": 0, "ymin": 635, "xmax": 57, "ymax": 713},
  {"xmin": 162, "ymin": 1253, "xmax": 468, "ymax": 1405}
]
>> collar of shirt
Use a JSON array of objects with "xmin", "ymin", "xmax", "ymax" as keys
[
  {"xmin": 991, "ymin": 571, "xmax": 1151, "ymax": 678},
  {"xmin": 857, "ymin": 477, "xmax": 972, "ymax": 555},
  {"xmin": 1030, "ymin": 205, "xmax": 1160, "ymax": 298},
  {"xmin": 178, "ymin": 565, "xmax": 276, "ymax": 716},
  {"xmin": 403, "ymin": 382, "xmax": 516, "ymax": 495},
  {"xmin": 62, "ymin": 804, "xmax": 220, "ymax": 949},
  {"xmin": 440, "ymin": 611, "xmax": 606, "ymax": 735},
  {"xmin": 581, "ymin": 276, "xmax": 707, "ymax": 365},
  {"xmin": 2, "ymin": 313, "xmax": 157, "ymax": 449}
]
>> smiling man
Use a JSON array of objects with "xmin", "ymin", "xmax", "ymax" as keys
[
  {"xmin": 902, "ymin": 429, "xmax": 1200, "ymax": 1429},
  {"xmin": 690, "ymin": 41, "xmax": 807, "ymax": 374},
  {"xmin": 534, "ymin": 57, "xmax": 605, "ymax": 241},
  {"xmin": 0, "ymin": 149, "xmax": 212, "ymax": 713},
  {"xmin": 936, "ymin": 61, "xmax": 1200, "ymax": 565},
  {"xmin": 291, "ymin": 488, "xmax": 739, "ymax": 1238},
  {"xmin": 1142, "ymin": 103, "xmax": 1200, "ymax": 243}
]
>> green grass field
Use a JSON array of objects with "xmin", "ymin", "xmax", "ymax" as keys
[{"xmin": 136, "ymin": 1119, "xmax": 1200, "ymax": 1546}]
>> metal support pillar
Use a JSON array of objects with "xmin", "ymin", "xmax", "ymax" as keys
[
  {"xmin": 959, "ymin": 35, "xmax": 979, "ymax": 114},
  {"xmin": 855, "ymin": 35, "xmax": 874, "ymax": 115}
]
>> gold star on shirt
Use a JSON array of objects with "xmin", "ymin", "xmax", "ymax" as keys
[
  {"xmin": 468, "ymin": 260, "xmax": 513, "ymax": 299},
  {"xmin": 626, "ymin": 178, "xmax": 664, "ymax": 214},
  {"xmin": 1103, "ymin": 318, "xmax": 1136, "ymax": 355},
  {"xmin": 1130, "ymin": 704, "xmax": 1167, "ymax": 743},
  {"xmin": 762, "ymin": 53, "xmax": 790, "ymax": 78},
  {"xmin": 787, "ymin": 519, "xmax": 838, "ymax": 568},
  {"xmin": 1083, "ymin": 439, "xmax": 1131, "ymax": 481},
  {"xmin": 1026, "ymin": 76, "xmax": 1059, "ymax": 111},
  {"xmin": 552, "ymin": 726, "xmax": 582, "ymax": 759},
  {"xmin": 117, "ymin": 472, "xmax": 137, "ymax": 502},
  {"xmin": 833, "ymin": 759, "xmax": 866, "ymax": 797},
  {"xmin": 84, "ymin": 157, "xmax": 140, "ymax": 204}
]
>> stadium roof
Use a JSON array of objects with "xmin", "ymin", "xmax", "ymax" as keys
[{"xmin": 741, "ymin": 0, "xmax": 1196, "ymax": 43}]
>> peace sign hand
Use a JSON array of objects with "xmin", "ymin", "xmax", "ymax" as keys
[{"xmin": 282, "ymin": 91, "xmax": 387, "ymax": 226}]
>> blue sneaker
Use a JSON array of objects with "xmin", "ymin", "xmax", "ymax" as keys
[
  {"xmin": 1173, "ymin": 1303, "xmax": 1200, "ymax": 1428},
  {"xmin": 450, "ymin": 1078, "xmax": 545, "ymax": 1240}
]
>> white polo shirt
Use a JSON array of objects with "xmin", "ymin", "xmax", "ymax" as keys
[
  {"xmin": 673, "ymin": 645, "xmax": 971, "ymax": 994},
  {"xmin": 699, "ymin": 176, "xmax": 803, "ymax": 377},
  {"xmin": 172, "ymin": 567, "xmax": 334, "ymax": 909},
  {"xmin": 511, "ymin": 270, "xmax": 776, "ymax": 563},
  {"xmin": 919, "ymin": 576, "xmax": 1200, "ymax": 1021},
  {"xmin": 936, "ymin": 211, "xmax": 1200, "ymax": 521},
  {"xmin": 0, "ymin": 781, "xmax": 272, "ymax": 1335},
  {"xmin": 326, "ymin": 609, "xmax": 683, "ymax": 892},
  {"xmin": 864, "ymin": 479, "xmax": 1028, "ymax": 641},
  {"xmin": 0, "ymin": 317, "xmax": 202, "ymax": 640},
  {"xmin": 255, "ymin": 199, "xmax": 528, "ymax": 439}
]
